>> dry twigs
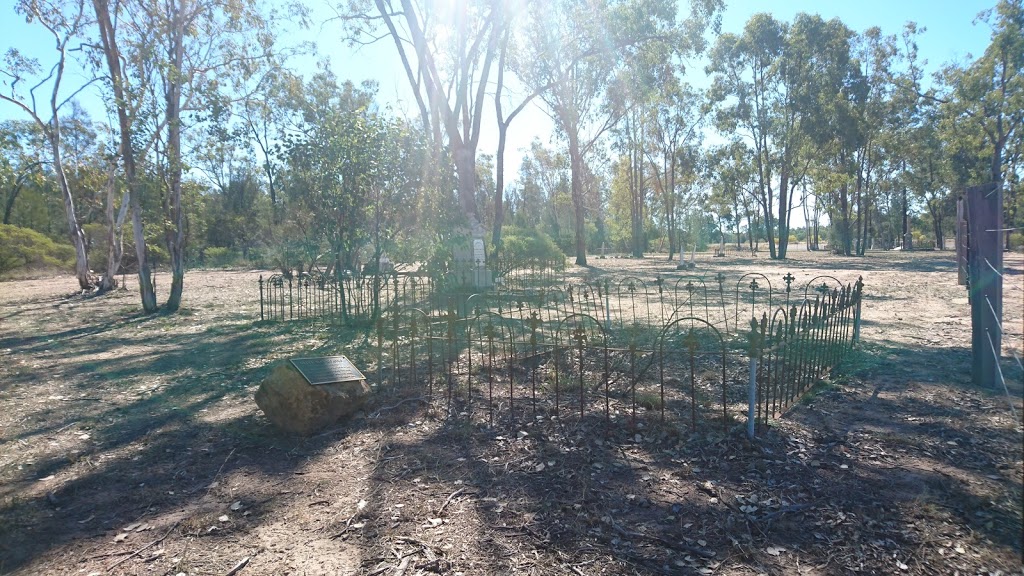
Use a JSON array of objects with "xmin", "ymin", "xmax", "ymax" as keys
[
  {"xmin": 105, "ymin": 520, "xmax": 180, "ymax": 571},
  {"xmin": 224, "ymin": 556, "xmax": 250, "ymax": 576},
  {"xmin": 436, "ymin": 487, "xmax": 466, "ymax": 516}
]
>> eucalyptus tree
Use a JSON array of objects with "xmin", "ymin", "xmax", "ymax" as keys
[
  {"xmin": 784, "ymin": 14, "xmax": 860, "ymax": 256},
  {"xmin": 490, "ymin": 15, "xmax": 553, "ymax": 251},
  {"xmin": 608, "ymin": 13, "xmax": 683, "ymax": 259},
  {"xmin": 367, "ymin": 117, "xmax": 428, "ymax": 272},
  {"xmin": 200, "ymin": 161, "xmax": 269, "ymax": 259},
  {"xmin": 645, "ymin": 82, "xmax": 704, "ymax": 260},
  {"xmin": 238, "ymin": 68, "xmax": 301, "ymax": 220},
  {"xmin": 281, "ymin": 74, "xmax": 427, "ymax": 316},
  {"xmin": 92, "ymin": 0, "xmax": 280, "ymax": 311},
  {"xmin": 1, "ymin": 0, "xmax": 96, "ymax": 289},
  {"xmin": 952, "ymin": 0, "xmax": 1022, "ymax": 188},
  {"xmin": 518, "ymin": 0, "xmax": 717, "ymax": 265},
  {"xmin": 512, "ymin": 139, "xmax": 572, "ymax": 250},
  {"xmin": 709, "ymin": 13, "xmax": 857, "ymax": 259},
  {"xmin": 337, "ymin": 0, "xmax": 510, "ymax": 247},
  {"xmin": 92, "ymin": 0, "xmax": 158, "ymax": 309},
  {"xmin": 282, "ymin": 75, "xmax": 380, "ymax": 275},
  {"xmin": 0, "ymin": 127, "xmax": 18, "ymax": 225},
  {"xmin": 612, "ymin": 103, "xmax": 650, "ymax": 257},
  {"xmin": 1, "ymin": 120, "xmax": 50, "ymax": 226},
  {"xmin": 1004, "ymin": 121, "xmax": 1023, "ymax": 246},
  {"xmin": 908, "ymin": 98, "xmax": 982, "ymax": 250},
  {"xmin": 708, "ymin": 141, "xmax": 758, "ymax": 251},
  {"xmin": 847, "ymin": 27, "xmax": 893, "ymax": 255},
  {"xmin": 706, "ymin": 142, "xmax": 746, "ymax": 250},
  {"xmin": 792, "ymin": 16, "xmax": 865, "ymax": 256},
  {"xmin": 707, "ymin": 14, "xmax": 788, "ymax": 259},
  {"xmin": 882, "ymin": 23, "xmax": 928, "ymax": 250},
  {"xmin": 155, "ymin": 0, "xmax": 279, "ymax": 311},
  {"xmin": 936, "ymin": 0, "xmax": 1023, "ymax": 249}
]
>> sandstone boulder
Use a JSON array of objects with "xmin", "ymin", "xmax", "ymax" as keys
[{"xmin": 254, "ymin": 363, "xmax": 371, "ymax": 435}]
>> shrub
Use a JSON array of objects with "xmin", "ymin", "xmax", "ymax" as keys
[
  {"xmin": 203, "ymin": 246, "xmax": 238, "ymax": 268},
  {"xmin": 493, "ymin": 226, "xmax": 565, "ymax": 275},
  {"xmin": 912, "ymin": 231, "xmax": 930, "ymax": 249},
  {"xmin": 0, "ymin": 224, "xmax": 75, "ymax": 276},
  {"xmin": 245, "ymin": 247, "xmax": 269, "ymax": 268},
  {"xmin": 82, "ymin": 222, "xmax": 110, "ymax": 272},
  {"xmin": 1009, "ymin": 231, "xmax": 1023, "ymax": 251}
]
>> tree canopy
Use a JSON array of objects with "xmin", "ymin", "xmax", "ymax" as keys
[{"xmin": 1, "ymin": 0, "xmax": 1021, "ymax": 301}]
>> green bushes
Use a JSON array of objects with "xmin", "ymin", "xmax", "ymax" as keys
[
  {"xmin": 912, "ymin": 231, "xmax": 930, "ymax": 249},
  {"xmin": 1009, "ymin": 231, "xmax": 1023, "ymax": 251},
  {"xmin": 0, "ymin": 224, "xmax": 75, "ymax": 276},
  {"xmin": 203, "ymin": 246, "xmax": 238, "ymax": 267},
  {"xmin": 493, "ymin": 226, "xmax": 566, "ymax": 274}
]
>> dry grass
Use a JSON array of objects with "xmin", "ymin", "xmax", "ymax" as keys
[{"xmin": 0, "ymin": 251, "xmax": 1021, "ymax": 576}]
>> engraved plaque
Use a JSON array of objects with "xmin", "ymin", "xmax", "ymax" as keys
[{"xmin": 290, "ymin": 356, "xmax": 365, "ymax": 386}]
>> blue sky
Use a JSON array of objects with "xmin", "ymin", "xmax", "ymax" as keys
[{"xmin": 0, "ymin": 0, "xmax": 997, "ymax": 174}]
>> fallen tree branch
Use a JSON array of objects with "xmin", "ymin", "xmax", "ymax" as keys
[
  {"xmin": 609, "ymin": 520, "xmax": 716, "ymax": 559},
  {"xmin": 369, "ymin": 396, "xmax": 428, "ymax": 418},
  {"xmin": 436, "ymin": 487, "xmax": 465, "ymax": 516},
  {"xmin": 393, "ymin": 554, "xmax": 412, "ymax": 576},
  {"xmin": 758, "ymin": 503, "xmax": 813, "ymax": 521},
  {"xmin": 106, "ymin": 520, "xmax": 180, "ymax": 571},
  {"xmin": 224, "ymin": 556, "xmax": 250, "ymax": 576}
]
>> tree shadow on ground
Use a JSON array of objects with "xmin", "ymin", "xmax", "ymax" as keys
[
  {"xmin": 322, "ymin": 381, "xmax": 1022, "ymax": 576},
  {"xmin": 3, "ymin": 335, "xmax": 1021, "ymax": 574},
  {"xmin": 2, "ymin": 263, "xmax": 1022, "ymax": 575},
  {"xmin": 782, "ymin": 342, "xmax": 1023, "ymax": 550},
  {"xmin": 0, "ymin": 311, "xmax": 159, "ymax": 357},
  {"xmin": 0, "ymin": 313, "xmax": 386, "ymax": 574}
]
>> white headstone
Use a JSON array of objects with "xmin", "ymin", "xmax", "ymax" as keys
[{"xmin": 473, "ymin": 239, "xmax": 485, "ymax": 267}]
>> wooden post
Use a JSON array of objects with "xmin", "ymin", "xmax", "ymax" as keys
[
  {"xmin": 966, "ymin": 183, "xmax": 1002, "ymax": 388},
  {"xmin": 956, "ymin": 196, "xmax": 968, "ymax": 286}
]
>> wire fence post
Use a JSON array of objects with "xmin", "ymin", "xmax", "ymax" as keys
[
  {"xmin": 966, "ymin": 182, "xmax": 1002, "ymax": 388},
  {"xmin": 956, "ymin": 196, "xmax": 968, "ymax": 286}
]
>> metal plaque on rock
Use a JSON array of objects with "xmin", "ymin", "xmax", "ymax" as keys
[{"xmin": 290, "ymin": 356, "xmax": 366, "ymax": 386}]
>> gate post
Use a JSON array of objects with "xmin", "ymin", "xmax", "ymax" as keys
[
  {"xmin": 966, "ymin": 182, "xmax": 1002, "ymax": 388},
  {"xmin": 956, "ymin": 196, "xmax": 968, "ymax": 286}
]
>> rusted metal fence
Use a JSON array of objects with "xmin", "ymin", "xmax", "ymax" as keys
[
  {"xmin": 747, "ymin": 278, "xmax": 864, "ymax": 435},
  {"xmin": 258, "ymin": 272, "xmax": 434, "ymax": 323},
  {"xmin": 364, "ymin": 273, "xmax": 864, "ymax": 434},
  {"xmin": 378, "ymin": 306, "xmax": 739, "ymax": 432},
  {"xmin": 256, "ymin": 267, "xmax": 864, "ymax": 433},
  {"xmin": 258, "ymin": 260, "xmax": 566, "ymax": 323}
]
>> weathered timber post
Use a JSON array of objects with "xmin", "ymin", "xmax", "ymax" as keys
[
  {"xmin": 956, "ymin": 196, "xmax": 968, "ymax": 286},
  {"xmin": 966, "ymin": 182, "xmax": 1002, "ymax": 388}
]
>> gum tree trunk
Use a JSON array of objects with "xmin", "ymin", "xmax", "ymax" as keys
[{"xmin": 93, "ymin": 0, "xmax": 158, "ymax": 311}]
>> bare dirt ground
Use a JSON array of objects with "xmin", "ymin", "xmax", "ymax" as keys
[{"xmin": 0, "ymin": 249, "xmax": 1021, "ymax": 576}]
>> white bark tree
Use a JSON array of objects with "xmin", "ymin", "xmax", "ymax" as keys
[
  {"xmin": 1, "ymin": 0, "xmax": 96, "ymax": 289},
  {"xmin": 338, "ymin": 0, "xmax": 508, "ymax": 246}
]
